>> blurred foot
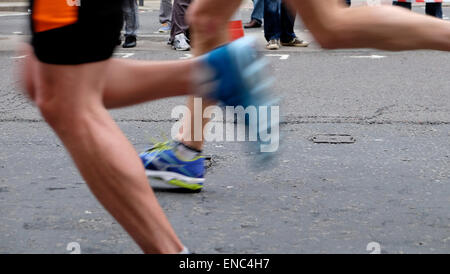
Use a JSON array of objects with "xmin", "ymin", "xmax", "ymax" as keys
[{"xmin": 198, "ymin": 37, "xmax": 279, "ymax": 157}]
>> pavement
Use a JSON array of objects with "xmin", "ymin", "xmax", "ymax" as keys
[{"xmin": 0, "ymin": 7, "xmax": 449, "ymax": 254}]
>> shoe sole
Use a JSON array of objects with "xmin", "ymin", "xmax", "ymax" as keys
[
  {"xmin": 146, "ymin": 170, "xmax": 204, "ymax": 191},
  {"xmin": 173, "ymin": 46, "xmax": 190, "ymax": 51}
]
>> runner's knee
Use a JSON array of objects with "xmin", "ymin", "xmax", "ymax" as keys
[
  {"xmin": 38, "ymin": 99, "xmax": 71, "ymax": 129},
  {"xmin": 35, "ymin": 84, "xmax": 94, "ymax": 131}
]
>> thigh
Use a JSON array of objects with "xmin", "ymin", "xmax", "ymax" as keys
[
  {"xmin": 28, "ymin": 0, "xmax": 124, "ymax": 108},
  {"xmin": 34, "ymin": 61, "xmax": 111, "ymax": 109}
]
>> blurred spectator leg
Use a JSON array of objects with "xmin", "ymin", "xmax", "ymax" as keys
[
  {"xmin": 264, "ymin": 0, "xmax": 281, "ymax": 49},
  {"xmin": 123, "ymin": 0, "xmax": 139, "ymax": 48},
  {"xmin": 245, "ymin": 0, "xmax": 264, "ymax": 28},
  {"xmin": 159, "ymin": 0, "xmax": 173, "ymax": 32},
  {"xmin": 170, "ymin": 0, "xmax": 192, "ymax": 51},
  {"xmin": 280, "ymin": 1, "xmax": 296, "ymax": 44},
  {"xmin": 392, "ymin": 1, "xmax": 412, "ymax": 10},
  {"xmin": 280, "ymin": 1, "xmax": 309, "ymax": 47},
  {"xmin": 425, "ymin": 3, "xmax": 443, "ymax": 19}
]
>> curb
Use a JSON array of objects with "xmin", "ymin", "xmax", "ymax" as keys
[{"xmin": 0, "ymin": 3, "xmax": 27, "ymax": 12}]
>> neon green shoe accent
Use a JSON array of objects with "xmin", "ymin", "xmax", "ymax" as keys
[
  {"xmin": 145, "ymin": 141, "xmax": 173, "ymax": 153},
  {"xmin": 176, "ymin": 155, "xmax": 206, "ymax": 162},
  {"xmin": 167, "ymin": 179, "xmax": 204, "ymax": 191},
  {"xmin": 147, "ymin": 141, "xmax": 203, "ymax": 162}
]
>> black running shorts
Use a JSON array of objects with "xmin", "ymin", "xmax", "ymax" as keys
[{"xmin": 30, "ymin": 0, "xmax": 124, "ymax": 65}]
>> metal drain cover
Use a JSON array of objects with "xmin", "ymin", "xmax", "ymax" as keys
[{"xmin": 311, "ymin": 134, "xmax": 356, "ymax": 144}]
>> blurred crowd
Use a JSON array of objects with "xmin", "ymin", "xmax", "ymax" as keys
[{"xmin": 119, "ymin": 0, "xmax": 445, "ymax": 51}]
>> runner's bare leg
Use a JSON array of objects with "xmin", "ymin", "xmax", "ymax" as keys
[
  {"xmin": 287, "ymin": 0, "xmax": 450, "ymax": 51},
  {"xmin": 27, "ymin": 60, "xmax": 184, "ymax": 254},
  {"xmin": 21, "ymin": 45, "xmax": 200, "ymax": 109},
  {"xmin": 103, "ymin": 59, "xmax": 196, "ymax": 108}
]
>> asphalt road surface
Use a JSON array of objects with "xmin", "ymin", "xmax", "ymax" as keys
[{"xmin": 0, "ymin": 7, "xmax": 449, "ymax": 254}]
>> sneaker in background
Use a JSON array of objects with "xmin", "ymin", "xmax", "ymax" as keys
[
  {"xmin": 266, "ymin": 39, "xmax": 280, "ymax": 50},
  {"xmin": 173, "ymin": 33, "xmax": 191, "ymax": 51},
  {"xmin": 123, "ymin": 35, "xmax": 137, "ymax": 48},
  {"xmin": 158, "ymin": 22, "xmax": 171, "ymax": 33},
  {"xmin": 281, "ymin": 37, "xmax": 309, "ymax": 47}
]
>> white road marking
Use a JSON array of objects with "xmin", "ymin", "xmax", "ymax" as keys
[
  {"xmin": 349, "ymin": 55, "xmax": 386, "ymax": 59},
  {"xmin": 265, "ymin": 54, "xmax": 290, "ymax": 60},
  {"xmin": 179, "ymin": 53, "xmax": 193, "ymax": 60},
  {"xmin": 10, "ymin": 55, "xmax": 27, "ymax": 59},
  {"xmin": 0, "ymin": 13, "xmax": 28, "ymax": 17},
  {"xmin": 114, "ymin": 52, "xmax": 135, "ymax": 59}
]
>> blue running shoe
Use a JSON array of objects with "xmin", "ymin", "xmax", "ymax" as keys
[
  {"xmin": 140, "ymin": 142, "xmax": 205, "ymax": 191},
  {"xmin": 199, "ymin": 36, "xmax": 275, "ymax": 108},
  {"xmin": 199, "ymin": 36, "xmax": 280, "ymax": 159}
]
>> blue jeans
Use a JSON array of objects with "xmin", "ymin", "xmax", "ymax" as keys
[
  {"xmin": 264, "ymin": 0, "xmax": 296, "ymax": 42},
  {"xmin": 393, "ymin": 1, "xmax": 442, "ymax": 19},
  {"xmin": 251, "ymin": 0, "xmax": 264, "ymax": 23},
  {"xmin": 160, "ymin": 0, "xmax": 173, "ymax": 24},
  {"xmin": 123, "ymin": 0, "xmax": 139, "ymax": 37},
  {"xmin": 169, "ymin": 0, "xmax": 192, "ymax": 44}
]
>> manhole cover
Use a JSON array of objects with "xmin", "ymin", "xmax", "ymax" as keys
[{"xmin": 311, "ymin": 134, "xmax": 356, "ymax": 144}]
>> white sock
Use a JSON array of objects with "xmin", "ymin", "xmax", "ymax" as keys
[
  {"xmin": 179, "ymin": 246, "xmax": 190, "ymax": 254},
  {"xmin": 175, "ymin": 142, "xmax": 201, "ymax": 161}
]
